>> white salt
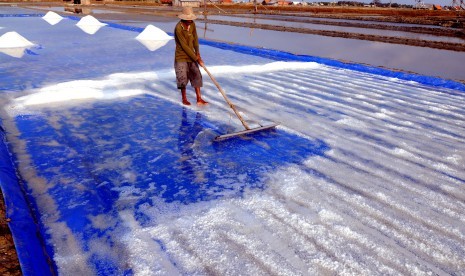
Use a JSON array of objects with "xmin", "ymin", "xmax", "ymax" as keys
[
  {"xmin": 76, "ymin": 15, "xmax": 107, "ymax": 35},
  {"xmin": 135, "ymin": 25, "xmax": 172, "ymax": 51},
  {"xmin": 137, "ymin": 39, "xmax": 171, "ymax": 52},
  {"xmin": 42, "ymin": 11, "xmax": 64, "ymax": 25},
  {"xmin": 76, "ymin": 15, "xmax": 107, "ymax": 27},
  {"xmin": 0, "ymin": 48, "xmax": 28, "ymax": 58},
  {"xmin": 136, "ymin": 25, "xmax": 172, "ymax": 41},
  {"xmin": 0, "ymin": 32, "xmax": 35, "ymax": 58},
  {"xmin": 0, "ymin": 31, "xmax": 34, "ymax": 48}
]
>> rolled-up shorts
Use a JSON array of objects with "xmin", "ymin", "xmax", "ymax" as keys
[{"xmin": 174, "ymin": 61, "xmax": 203, "ymax": 89}]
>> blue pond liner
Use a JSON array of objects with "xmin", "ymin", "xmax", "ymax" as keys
[
  {"xmin": 10, "ymin": 95, "xmax": 329, "ymax": 275},
  {"xmin": 0, "ymin": 14, "xmax": 43, "ymax": 18},
  {"xmin": 0, "ymin": 125, "xmax": 53, "ymax": 275},
  {"xmin": 0, "ymin": 12, "xmax": 464, "ymax": 275}
]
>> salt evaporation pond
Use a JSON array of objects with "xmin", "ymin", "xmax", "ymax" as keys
[
  {"xmin": 103, "ymin": 18, "xmax": 465, "ymax": 81},
  {"xmin": 1, "ymin": 8, "xmax": 465, "ymax": 275},
  {"xmin": 206, "ymin": 15, "xmax": 465, "ymax": 44}
]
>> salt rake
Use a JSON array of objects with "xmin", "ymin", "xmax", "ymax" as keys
[{"xmin": 201, "ymin": 64, "xmax": 279, "ymax": 142}]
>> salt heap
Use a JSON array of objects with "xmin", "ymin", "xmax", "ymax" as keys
[
  {"xmin": 42, "ymin": 11, "xmax": 64, "ymax": 25},
  {"xmin": 0, "ymin": 31, "xmax": 35, "ymax": 58},
  {"xmin": 0, "ymin": 31, "xmax": 35, "ymax": 48},
  {"xmin": 76, "ymin": 15, "xmax": 107, "ymax": 35},
  {"xmin": 135, "ymin": 25, "xmax": 173, "ymax": 51}
]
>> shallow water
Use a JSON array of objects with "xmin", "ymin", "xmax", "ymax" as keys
[
  {"xmin": 120, "ymin": 19, "xmax": 465, "ymax": 82},
  {"xmin": 207, "ymin": 15, "xmax": 465, "ymax": 43},
  {"xmin": 241, "ymin": 13, "xmax": 452, "ymax": 29}
]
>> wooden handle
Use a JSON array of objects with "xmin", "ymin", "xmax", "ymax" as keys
[{"xmin": 201, "ymin": 64, "xmax": 250, "ymax": 130}]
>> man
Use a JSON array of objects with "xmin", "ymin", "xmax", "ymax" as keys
[{"xmin": 174, "ymin": 7, "xmax": 208, "ymax": 106}]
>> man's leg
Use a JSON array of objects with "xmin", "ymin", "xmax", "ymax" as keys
[
  {"xmin": 187, "ymin": 62, "xmax": 208, "ymax": 105},
  {"xmin": 195, "ymin": 87, "xmax": 208, "ymax": 105},
  {"xmin": 175, "ymin": 61, "xmax": 190, "ymax": 105},
  {"xmin": 181, "ymin": 88, "xmax": 191, "ymax": 105}
]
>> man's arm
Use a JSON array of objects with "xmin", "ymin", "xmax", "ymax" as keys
[{"xmin": 192, "ymin": 23, "xmax": 204, "ymax": 66}]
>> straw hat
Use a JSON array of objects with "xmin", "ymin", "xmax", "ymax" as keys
[{"xmin": 178, "ymin": 7, "xmax": 197, "ymax": 21}]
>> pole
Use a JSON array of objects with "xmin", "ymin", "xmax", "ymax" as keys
[{"xmin": 200, "ymin": 64, "xmax": 250, "ymax": 130}]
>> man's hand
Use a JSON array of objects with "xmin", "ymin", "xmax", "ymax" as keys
[{"xmin": 197, "ymin": 54, "xmax": 204, "ymax": 67}]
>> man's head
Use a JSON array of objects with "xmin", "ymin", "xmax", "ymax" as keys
[{"xmin": 178, "ymin": 7, "xmax": 197, "ymax": 21}]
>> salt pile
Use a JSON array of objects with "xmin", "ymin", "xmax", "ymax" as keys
[
  {"xmin": 0, "ymin": 31, "xmax": 35, "ymax": 58},
  {"xmin": 0, "ymin": 48, "xmax": 28, "ymax": 58},
  {"xmin": 42, "ymin": 11, "xmax": 64, "ymax": 25},
  {"xmin": 0, "ymin": 31, "xmax": 34, "ymax": 48},
  {"xmin": 135, "ymin": 25, "xmax": 173, "ymax": 51},
  {"xmin": 76, "ymin": 15, "xmax": 107, "ymax": 35},
  {"xmin": 136, "ymin": 25, "xmax": 172, "ymax": 41}
]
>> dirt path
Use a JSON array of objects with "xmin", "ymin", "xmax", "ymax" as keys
[{"xmin": 0, "ymin": 190, "xmax": 21, "ymax": 276}]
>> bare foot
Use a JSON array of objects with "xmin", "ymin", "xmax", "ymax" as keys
[
  {"xmin": 197, "ymin": 99, "xmax": 208, "ymax": 105},
  {"xmin": 182, "ymin": 100, "xmax": 191, "ymax": 105}
]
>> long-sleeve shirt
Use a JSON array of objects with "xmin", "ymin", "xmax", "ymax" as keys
[{"xmin": 174, "ymin": 21, "xmax": 199, "ymax": 62}]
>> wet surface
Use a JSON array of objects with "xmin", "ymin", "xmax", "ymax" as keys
[
  {"xmin": 206, "ymin": 15, "xmax": 465, "ymax": 43},
  {"xmin": 105, "ymin": 19, "xmax": 465, "ymax": 82},
  {"xmin": 234, "ymin": 14, "xmax": 451, "ymax": 28}
]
